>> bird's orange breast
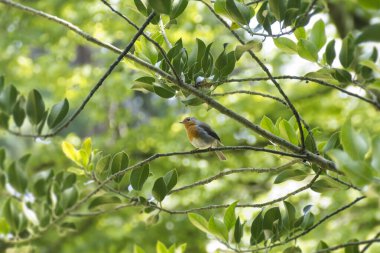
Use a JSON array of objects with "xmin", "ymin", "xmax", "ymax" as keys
[{"xmin": 185, "ymin": 125, "xmax": 200, "ymax": 141}]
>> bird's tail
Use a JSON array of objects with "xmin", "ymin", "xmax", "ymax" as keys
[{"xmin": 215, "ymin": 151, "xmax": 227, "ymax": 160}]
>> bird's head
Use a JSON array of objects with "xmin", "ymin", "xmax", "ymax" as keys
[{"xmin": 179, "ymin": 117, "xmax": 197, "ymax": 126}]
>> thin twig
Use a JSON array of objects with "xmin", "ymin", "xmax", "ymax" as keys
[
  {"xmin": 316, "ymin": 239, "xmax": 380, "ymax": 253},
  {"xmin": 169, "ymin": 159, "xmax": 301, "ymax": 194},
  {"xmin": 156, "ymin": 171, "xmax": 320, "ymax": 214},
  {"xmin": 361, "ymin": 232, "xmax": 380, "ymax": 253},
  {"xmin": 213, "ymin": 90, "xmax": 287, "ymax": 106},
  {"xmin": 211, "ymin": 75, "xmax": 380, "ymax": 109}
]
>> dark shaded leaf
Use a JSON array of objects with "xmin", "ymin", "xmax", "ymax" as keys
[
  {"xmin": 147, "ymin": 0, "xmax": 171, "ymax": 15},
  {"xmin": 234, "ymin": 217, "xmax": 243, "ymax": 243},
  {"xmin": 88, "ymin": 195, "xmax": 121, "ymax": 210},
  {"xmin": 324, "ymin": 40, "xmax": 336, "ymax": 65},
  {"xmin": 152, "ymin": 177, "xmax": 167, "ymax": 202},
  {"xmin": 130, "ymin": 164, "xmax": 150, "ymax": 191},
  {"xmin": 26, "ymin": 89, "xmax": 45, "ymax": 125},
  {"xmin": 356, "ymin": 24, "xmax": 380, "ymax": 44},
  {"xmin": 47, "ymin": 98, "xmax": 69, "ymax": 129},
  {"xmin": 339, "ymin": 34, "xmax": 355, "ymax": 68}
]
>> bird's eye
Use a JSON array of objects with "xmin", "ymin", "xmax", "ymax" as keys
[{"xmin": 186, "ymin": 118, "xmax": 190, "ymax": 121}]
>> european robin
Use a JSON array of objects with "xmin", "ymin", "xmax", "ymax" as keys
[{"xmin": 179, "ymin": 117, "xmax": 227, "ymax": 160}]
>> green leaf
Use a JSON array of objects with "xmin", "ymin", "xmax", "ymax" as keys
[
  {"xmin": 3, "ymin": 198, "xmax": 19, "ymax": 231},
  {"xmin": 371, "ymin": 136, "xmax": 380, "ymax": 172},
  {"xmin": 134, "ymin": 0, "xmax": 147, "ymax": 16},
  {"xmin": 147, "ymin": 0, "xmax": 171, "ymax": 15},
  {"xmin": 263, "ymin": 207, "xmax": 281, "ymax": 230},
  {"xmin": 225, "ymin": 0, "xmax": 252, "ymax": 25},
  {"xmin": 274, "ymin": 169, "xmax": 308, "ymax": 184},
  {"xmin": 7, "ymin": 163, "xmax": 27, "ymax": 193},
  {"xmin": 332, "ymin": 68, "xmax": 352, "ymax": 83},
  {"xmin": 62, "ymin": 174, "xmax": 76, "ymax": 190},
  {"xmin": 297, "ymin": 39, "xmax": 319, "ymax": 62},
  {"xmin": 234, "ymin": 217, "xmax": 243, "ymax": 243},
  {"xmin": 47, "ymin": 98, "xmax": 69, "ymax": 129},
  {"xmin": 61, "ymin": 186, "xmax": 78, "ymax": 208},
  {"xmin": 328, "ymin": 149, "xmax": 373, "ymax": 186},
  {"xmin": 163, "ymin": 169, "xmax": 178, "ymax": 192},
  {"xmin": 323, "ymin": 132, "xmax": 340, "ymax": 153},
  {"xmin": 250, "ymin": 211, "xmax": 264, "ymax": 245},
  {"xmin": 235, "ymin": 40, "xmax": 263, "ymax": 60},
  {"xmin": 95, "ymin": 154, "xmax": 112, "ymax": 180},
  {"xmin": 0, "ymin": 148, "xmax": 5, "ymax": 170},
  {"xmin": 26, "ymin": 89, "xmax": 45, "ymax": 125},
  {"xmin": 311, "ymin": 177, "xmax": 346, "ymax": 193},
  {"xmin": 294, "ymin": 27, "xmax": 306, "ymax": 40},
  {"xmin": 156, "ymin": 241, "xmax": 169, "ymax": 253},
  {"xmin": 88, "ymin": 195, "xmax": 121, "ymax": 210},
  {"xmin": 310, "ymin": 20, "xmax": 326, "ymax": 51},
  {"xmin": 269, "ymin": 0, "xmax": 286, "ymax": 21},
  {"xmin": 171, "ymin": 0, "xmax": 188, "ymax": 19},
  {"xmin": 0, "ymin": 217, "xmax": 10, "ymax": 235},
  {"xmin": 0, "ymin": 76, "xmax": 4, "ymax": 91},
  {"xmin": 62, "ymin": 141, "xmax": 81, "ymax": 165},
  {"xmin": 0, "ymin": 84, "xmax": 18, "ymax": 113},
  {"xmin": 110, "ymin": 151, "xmax": 129, "ymax": 182},
  {"xmin": 132, "ymin": 76, "xmax": 155, "ymax": 92},
  {"xmin": 317, "ymin": 240, "xmax": 330, "ymax": 252},
  {"xmin": 134, "ymin": 244, "xmax": 146, "ymax": 253},
  {"xmin": 284, "ymin": 246, "xmax": 302, "ymax": 253},
  {"xmin": 301, "ymin": 211, "xmax": 314, "ymax": 229},
  {"xmin": 12, "ymin": 96, "xmax": 26, "ymax": 127},
  {"xmin": 208, "ymin": 215, "xmax": 229, "ymax": 241},
  {"xmin": 283, "ymin": 201, "xmax": 296, "ymax": 230},
  {"xmin": 224, "ymin": 201, "xmax": 238, "ymax": 231},
  {"xmin": 153, "ymin": 83, "xmax": 176, "ymax": 98},
  {"xmin": 152, "ymin": 177, "xmax": 167, "ymax": 202},
  {"xmin": 273, "ymin": 37, "xmax": 297, "ymax": 54},
  {"xmin": 188, "ymin": 213, "xmax": 209, "ymax": 234},
  {"xmin": 340, "ymin": 121, "xmax": 369, "ymax": 160},
  {"xmin": 339, "ymin": 34, "xmax": 355, "ymax": 68},
  {"xmin": 260, "ymin": 115, "xmax": 278, "ymax": 135},
  {"xmin": 345, "ymin": 239, "xmax": 359, "ymax": 253},
  {"xmin": 130, "ymin": 164, "xmax": 150, "ymax": 191},
  {"xmin": 356, "ymin": 24, "xmax": 380, "ymax": 44},
  {"xmin": 324, "ymin": 40, "xmax": 336, "ymax": 66},
  {"xmin": 279, "ymin": 119, "xmax": 299, "ymax": 145}
]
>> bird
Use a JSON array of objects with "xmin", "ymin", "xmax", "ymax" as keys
[{"xmin": 179, "ymin": 117, "xmax": 226, "ymax": 160}]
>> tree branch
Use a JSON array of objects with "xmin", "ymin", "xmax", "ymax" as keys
[
  {"xmin": 169, "ymin": 159, "xmax": 302, "ymax": 194},
  {"xmin": 212, "ymin": 75, "xmax": 380, "ymax": 109},
  {"xmin": 155, "ymin": 171, "xmax": 320, "ymax": 214},
  {"xmin": 316, "ymin": 239, "xmax": 380, "ymax": 253},
  {"xmin": 212, "ymin": 90, "xmax": 287, "ymax": 106},
  {"xmin": 361, "ymin": 231, "xmax": 380, "ymax": 253}
]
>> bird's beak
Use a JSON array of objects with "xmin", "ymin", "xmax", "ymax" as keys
[{"xmin": 179, "ymin": 121, "xmax": 184, "ymax": 124}]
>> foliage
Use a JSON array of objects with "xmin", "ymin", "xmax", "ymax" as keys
[{"xmin": 0, "ymin": 0, "xmax": 379, "ymax": 252}]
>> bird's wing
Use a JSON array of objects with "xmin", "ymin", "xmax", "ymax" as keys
[{"xmin": 198, "ymin": 122, "xmax": 221, "ymax": 141}]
